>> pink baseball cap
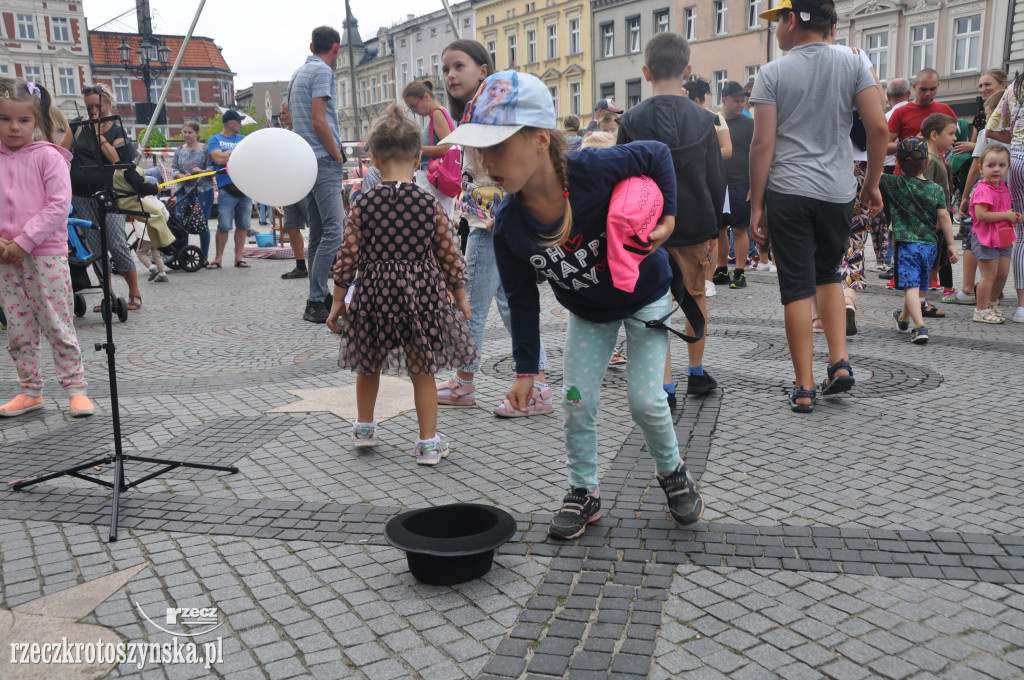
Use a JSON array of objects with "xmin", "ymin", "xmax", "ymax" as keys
[{"xmin": 606, "ymin": 175, "xmax": 664, "ymax": 293}]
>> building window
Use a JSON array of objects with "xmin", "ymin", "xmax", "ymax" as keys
[
  {"xmin": 626, "ymin": 79, "xmax": 641, "ymax": 109},
  {"xmin": 910, "ymin": 23, "xmax": 935, "ymax": 74},
  {"xmin": 685, "ymin": 7, "xmax": 697, "ymax": 41},
  {"xmin": 23, "ymin": 66, "xmax": 41, "ymax": 83},
  {"xmin": 16, "ymin": 14, "xmax": 36, "ymax": 40},
  {"xmin": 714, "ymin": 1, "xmax": 727, "ymax": 35},
  {"xmin": 381, "ymin": 73, "xmax": 389, "ymax": 101},
  {"xmin": 401, "ymin": 38, "xmax": 406, "ymax": 47},
  {"xmin": 401, "ymin": 63, "xmax": 408, "ymax": 87},
  {"xmin": 113, "ymin": 77, "xmax": 130, "ymax": 103},
  {"xmin": 371, "ymin": 76, "xmax": 378, "ymax": 103},
  {"xmin": 416, "ymin": 58, "xmax": 424, "ymax": 76},
  {"xmin": 0, "ymin": 65, "xmax": 9, "ymax": 76},
  {"xmin": 865, "ymin": 31, "xmax": 888, "ymax": 80},
  {"xmin": 416, "ymin": 32, "xmax": 422, "ymax": 42},
  {"xmin": 487, "ymin": 41, "xmax": 497, "ymax": 66},
  {"xmin": 743, "ymin": 64, "xmax": 760, "ymax": 85},
  {"xmin": 150, "ymin": 78, "xmax": 166, "ymax": 103},
  {"xmin": 56, "ymin": 67, "xmax": 75, "ymax": 95},
  {"xmin": 547, "ymin": 25, "xmax": 558, "ymax": 59},
  {"xmin": 222, "ymin": 81, "xmax": 232, "ymax": 106},
  {"xmin": 431, "ymin": 27, "xmax": 437, "ymax": 37},
  {"xmin": 953, "ymin": 15, "xmax": 981, "ymax": 73},
  {"xmin": 746, "ymin": 0, "xmax": 761, "ymax": 28},
  {"xmin": 570, "ymin": 82, "xmax": 581, "ymax": 114},
  {"xmin": 182, "ymin": 78, "xmax": 198, "ymax": 104},
  {"xmin": 569, "ymin": 18, "xmax": 580, "ymax": 54},
  {"xmin": 713, "ymin": 69, "xmax": 727, "ymax": 106},
  {"xmin": 340, "ymin": 81, "xmax": 348, "ymax": 108},
  {"xmin": 655, "ymin": 10, "xmax": 670, "ymax": 33},
  {"xmin": 465, "ymin": 18, "xmax": 471, "ymax": 27},
  {"xmin": 548, "ymin": 86, "xmax": 558, "ymax": 117},
  {"xmin": 602, "ymin": 24, "xmax": 614, "ymax": 58},
  {"xmin": 601, "ymin": 82, "xmax": 615, "ymax": 101},
  {"xmin": 627, "ymin": 17, "xmax": 641, "ymax": 53},
  {"xmin": 51, "ymin": 17, "xmax": 70, "ymax": 42},
  {"xmin": 431, "ymin": 54, "xmax": 439, "ymax": 75},
  {"xmin": 527, "ymin": 30, "xmax": 537, "ymax": 63},
  {"xmin": 508, "ymin": 35, "xmax": 518, "ymax": 66}
]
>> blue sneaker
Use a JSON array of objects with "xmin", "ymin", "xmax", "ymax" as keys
[
  {"xmin": 911, "ymin": 326, "xmax": 929, "ymax": 344},
  {"xmin": 892, "ymin": 309, "xmax": 910, "ymax": 333}
]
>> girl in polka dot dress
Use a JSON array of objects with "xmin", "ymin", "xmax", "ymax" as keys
[{"xmin": 327, "ymin": 104, "xmax": 476, "ymax": 466}]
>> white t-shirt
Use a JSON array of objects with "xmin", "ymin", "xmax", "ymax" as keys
[
  {"xmin": 972, "ymin": 129, "xmax": 1010, "ymax": 158},
  {"xmin": 884, "ymin": 100, "xmax": 910, "ymax": 167}
]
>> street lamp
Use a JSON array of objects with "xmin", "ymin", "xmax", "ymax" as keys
[{"xmin": 117, "ymin": 34, "xmax": 171, "ymax": 105}]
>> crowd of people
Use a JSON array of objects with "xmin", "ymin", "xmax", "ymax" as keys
[{"xmin": 1, "ymin": 0, "xmax": 1021, "ymax": 540}]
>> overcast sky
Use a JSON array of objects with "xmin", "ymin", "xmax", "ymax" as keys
[{"xmin": 83, "ymin": 0, "xmax": 440, "ymax": 89}]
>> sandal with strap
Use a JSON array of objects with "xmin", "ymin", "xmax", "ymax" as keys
[
  {"xmin": 493, "ymin": 383, "xmax": 554, "ymax": 418},
  {"xmin": 820, "ymin": 358, "xmax": 855, "ymax": 396},
  {"xmin": 789, "ymin": 386, "xmax": 817, "ymax": 413},
  {"xmin": 126, "ymin": 295, "xmax": 142, "ymax": 311}
]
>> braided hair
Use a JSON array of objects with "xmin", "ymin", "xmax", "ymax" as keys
[{"xmin": 534, "ymin": 127, "xmax": 573, "ymax": 248}]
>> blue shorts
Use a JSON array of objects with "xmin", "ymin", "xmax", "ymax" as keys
[{"xmin": 895, "ymin": 242, "xmax": 937, "ymax": 290}]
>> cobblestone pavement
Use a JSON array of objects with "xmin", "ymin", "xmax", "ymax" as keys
[{"xmin": 1, "ymin": 247, "xmax": 1022, "ymax": 680}]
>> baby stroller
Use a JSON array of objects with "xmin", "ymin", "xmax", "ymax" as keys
[
  {"xmin": 67, "ymin": 208, "xmax": 130, "ymax": 322},
  {"xmin": 160, "ymin": 183, "xmax": 207, "ymax": 273}
]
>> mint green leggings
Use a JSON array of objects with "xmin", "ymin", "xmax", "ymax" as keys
[{"xmin": 562, "ymin": 291, "xmax": 680, "ymax": 492}]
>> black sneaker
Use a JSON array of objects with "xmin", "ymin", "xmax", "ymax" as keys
[
  {"xmin": 322, "ymin": 297, "xmax": 334, "ymax": 312},
  {"xmin": 686, "ymin": 371, "xmax": 718, "ymax": 395},
  {"xmin": 548, "ymin": 488, "xmax": 601, "ymax": 540},
  {"xmin": 712, "ymin": 269, "xmax": 731, "ymax": 286},
  {"xmin": 303, "ymin": 301, "xmax": 328, "ymax": 323},
  {"xmin": 281, "ymin": 267, "xmax": 308, "ymax": 279},
  {"xmin": 730, "ymin": 271, "xmax": 747, "ymax": 289},
  {"xmin": 657, "ymin": 464, "xmax": 705, "ymax": 526},
  {"xmin": 665, "ymin": 389, "xmax": 677, "ymax": 410}
]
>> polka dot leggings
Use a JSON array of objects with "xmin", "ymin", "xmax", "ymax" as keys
[{"xmin": 562, "ymin": 291, "xmax": 680, "ymax": 492}]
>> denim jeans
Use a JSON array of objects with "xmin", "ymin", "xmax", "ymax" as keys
[
  {"xmin": 176, "ymin": 188, "xmax": 213, "ymax": 257},
  {"xmin": 216, "ymin": 187, "xmax": 252, "ymax": 233},
  {"xmin": 563, "ymin": 291, "xmax": 677, "ymax": 492},
  {"xmin": 257, "ymin": 202, "xmax": 272, "ymax": 223},
  {"xmin": 461, "ymin": 227, "xmax": 548, "ymax": 373},
  {"xmin": 305, "ymin": 158, "xmax": 346, "ymax": 303}
]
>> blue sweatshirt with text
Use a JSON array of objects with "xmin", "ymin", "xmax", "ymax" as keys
[{"xmin": 492, "ymin": 141, "xmax": 677, "ymax": 374}]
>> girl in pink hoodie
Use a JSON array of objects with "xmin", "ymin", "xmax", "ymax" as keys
[{"xmin": 0, "ymin": 78, "xmax": 93, "ymax": 418}]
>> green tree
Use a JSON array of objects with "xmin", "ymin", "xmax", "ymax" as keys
[{"xmin": 138, "ymin": 127, "xmax": 167, "ymax": 150}]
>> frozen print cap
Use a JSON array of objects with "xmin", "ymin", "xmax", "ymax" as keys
[{"xmin": 443, "ymin": 71, "xmax": 557, "ymax": 148}]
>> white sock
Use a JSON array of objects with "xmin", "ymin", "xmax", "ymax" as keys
[
  {"xmin": 418, "ymin": 435, "xmax": 440, "ymax": 445},
  {"xmin": 354, "ymin": 419, "xmax": 376, "ymax": 428},
  {"xmin": 454, "ymin": 375, "xmax": 473, "ymax": 387}
]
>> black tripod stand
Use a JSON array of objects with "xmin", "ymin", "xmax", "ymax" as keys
[{"xmin": 11, "ymin": 116, "xmax": 237, "ymax": 541}]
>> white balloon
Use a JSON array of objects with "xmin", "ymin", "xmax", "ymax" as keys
[{"xmin": 226, "ymin": 128, "xmax": 318, "ymax": 206}]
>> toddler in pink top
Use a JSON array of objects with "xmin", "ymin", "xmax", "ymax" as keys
[
  {"xmin": 0, "ymin": 78, "xmax": 94, "ymax": 417},
  {"xmin": 969, "ymin": 145, "xmax": 1023, "ymax": 323}
]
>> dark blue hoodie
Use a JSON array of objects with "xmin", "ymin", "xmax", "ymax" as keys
[{"xmin": 492, "ymin": 141, "xmax": 677, "ymax": 374}]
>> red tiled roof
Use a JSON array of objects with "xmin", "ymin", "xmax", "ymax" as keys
[{"xmin": 88, "ymin": 31, "xmax": 233, "ymax": 72}]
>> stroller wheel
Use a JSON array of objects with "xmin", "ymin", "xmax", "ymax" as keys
[
  {"xmin": 114, "ymin": 297, "xmax": 129, "ymax": 323},
  {"xmin": 74, "ymin": 294, "xmax": 87, "ymax": 318},
  {"xmin": 180, "ymin": 246, "xmax": 204, "ymax": 273}
]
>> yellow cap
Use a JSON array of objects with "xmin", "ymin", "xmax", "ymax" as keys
[{"xmin": 759, "ymin": 0, "xmax": 794, "ymax": 22}]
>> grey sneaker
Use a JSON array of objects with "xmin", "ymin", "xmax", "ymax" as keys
[
  {"xmin": 548, "ymin": 488, "xmax": 602, "ymax": 540},
  {"xmin": 352, "ymin": 422, "xmax": 377, "ymax": 449},
  {"xmin": 147, "ymin": 264, "xmax": 159, "ymax": 281},
  {"xmin": 415, "ymin": 435, "xmax": 450, "ymax": 466},
  {"xmin": 657, "ymin": 464, "xmax": 705, "ymax": 526},
  {"xmin": 153, "ymin": 272, "xmax": 169, "ymax": 283}
]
